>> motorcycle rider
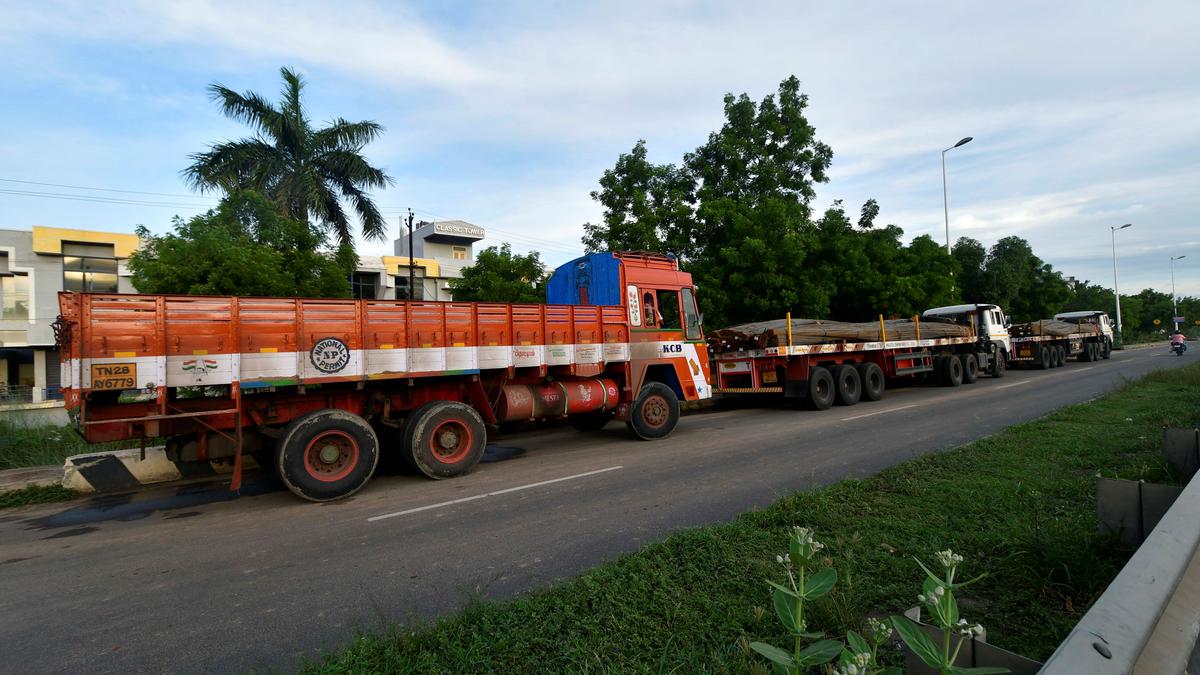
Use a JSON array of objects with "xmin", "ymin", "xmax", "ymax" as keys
[{"xmin": 1172, "ymin": 330, "xmax": 1188, "ymax": 353}]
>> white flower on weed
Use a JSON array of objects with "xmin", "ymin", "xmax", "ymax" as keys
[
  {"xmin": 852, "ymin": 652, "xmax": 870, "ymax": 668},
  {"xmin": 934, "ymin": 585, "xmax": 945, "ymax": 597},
  {"xmin": 936, "ymin": 549, "xmax": 964, "ymax": 568},
  {"xmin": 973, "ymin": 624, "xmax": 984, "ymax": 637},
  {"xmin": 918, "ymin": 594, "xmax": 926, "ymax": 603},
  {"xmin": 867, "ymin": 617, "xmax": 893, "ymax": 640}
]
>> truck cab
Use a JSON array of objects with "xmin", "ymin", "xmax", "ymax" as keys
[
  {"xmin": 1054, "ymin": 311, "xmax": 1115, "ymax": 343},
  {"xmin": 547, "ymin": 251, "xmax": 712, "ymax": 420},
  {"xmin": 923, "ymin": 303, "xmax": 1012, "ymax": 361}
]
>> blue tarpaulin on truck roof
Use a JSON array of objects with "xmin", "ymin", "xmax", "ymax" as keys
[{"xmin": 546, "ymin": 253, "xmax": 622, "ymax": 306}]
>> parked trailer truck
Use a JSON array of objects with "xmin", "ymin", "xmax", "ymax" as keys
[
  {"xmin": 55, "ymin": 252, "xmax": 712, "ymax": 501},
  {"xmin": 1008, "ymin": 311, "xmax": 1114, "ymax": 369},
  {"xmin": 711, "ymin": 310, "xmax": 1004, "ymax": 409}
]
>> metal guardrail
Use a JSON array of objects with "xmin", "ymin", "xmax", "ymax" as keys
[{"xmin": 1040, "ymin": 462, "xmax": 1200, "ymax": 674}]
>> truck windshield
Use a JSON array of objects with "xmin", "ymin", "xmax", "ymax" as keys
[{"xmin": 681, "ymin": 288, "xmax": 701, "ymax": 340}]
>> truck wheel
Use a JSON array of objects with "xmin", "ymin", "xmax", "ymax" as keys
[
  {"xmin": 1101, "ymin": 339, "xmax": 1112, "ymax": 359},
  {"xmin": 992, "ymin": 351, "xmax": 1006, "ymax": 378},
  {"xmin": 402, "ymin": 401, "xmax": 487, "ymax": 478},
  {"xmin": 276, "ymin": 409, "xmax": 380, "ymax": 502},
  {"xmin": 1049, "ymin": 346, "xmax": 1059, "ymax": 368},
  {"xmin": 945, "ymin": 354, "xmax": 964, "ymax": 386},
  {"xmin": 960, "ymin": 354, "xmax": 979, "ymax": 384},
  {"xmin": 857, "ymin": 362, "xmax": 885, "ymax": 401},
  {"xmin": 1058, "ymin": 345, "xmax": 1067, "ymax": 366},
  {"xmin": 933, "ymin": 355, "xmax": 949, "ymax": 386},
  {"xmin": 1080, "ymin": 342, "xmax": 1094, "ymax": 362},
  {"xmin": 1038, "ymin": 346, "xmax": 1052, "ymax": 369},
  {"xmin": 832, "ymin": 365, "xmax": 861, "ymax": 406},
  {"xmin": 806, "ymin": 367, "xmax": 835, "ymax": 410},
  {"xmin": 626, "ymin": 382, "xmax": 680, "ymax": 440},
  {"xmin": 570, "ymin": 411, "xmax": 614, "ymax": 432}
]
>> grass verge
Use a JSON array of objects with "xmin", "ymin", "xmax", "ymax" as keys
[
  {"xmin": 310, "ymin": 364, "xmax": 1200, "ymax": 674},
  {"xmin": 0, "ymin": 484, "xmax": 80, "ymax": 509},
  {"xmin": 0, "ymin": 419, "xmax": 146, "ymax": 471}
]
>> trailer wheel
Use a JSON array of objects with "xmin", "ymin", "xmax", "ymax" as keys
[
  {"xmin": 945, "ymin": 354, "xmax": 964, "ymax": 386},
  {"xmin": 276, "ymin": 409, "xmax": 379, "ymax": 502},
  {"xmin": 401, "ymin": 401, "xmax": 487, "ymax": 479},
  {"xmin": 932, "ymin": 355, "xmax": 949, "ymax": 386},
  {"xmin": 960, "ymin": 354, "xmax": 979, "ymax": 384},
  {"xmin": 570, "ymin": 411, "xmax": 614, "ymax": 432},
  {"xmin": 992, "ymin": 351, "xmax": 1006, "ymax": 378},
  {"xmin": 626, "ymin": 382, "xmax": 680, "ymax": 440},
  {"xmin": 806, "ymin": 367, "xmax": 835, "ymax": 410},
  {"xmin": 1037, "ymin": 346, "xmax": 1052, "ymax": 369},
  {"xmin": 831, "ymin": 365, "xmax": 861, "ymax": 406},
  {"xmin": 857, "ymin": 362, "xmax": 885, "ymax": 401},
  {"xmin": 1058, "ymin": 345, "xmax": 1068, "ymax": 367}
]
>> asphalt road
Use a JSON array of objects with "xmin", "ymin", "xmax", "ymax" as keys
[{"xmin": 0, "ymin": 346, "xmax": 1190, "ymax": 673}]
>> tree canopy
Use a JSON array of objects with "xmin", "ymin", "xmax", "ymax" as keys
[
  {"xmin": 581, "ymin": 76, "xmax": 956, "ymax": 326},
  {"xmin": 952, "ymin": 236, "xmax": 1071, "ymax": 322},
  {"xmin": 447, "ymin": 243, "xmax": 548, "ymax": 303},
  {"xmin": 183, "ymin": 66, "xmax": 394, "ymax": 246},
  {"xmin": 128, "ymin": 190, "xmax": 351, "ymax": 298}
]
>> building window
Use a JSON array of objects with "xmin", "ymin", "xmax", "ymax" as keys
[
  {"xmin": 394, "ymin": 276, "xmax": 423, "ymax": 300},
  {"xmin": 452, "ymin": 246, "xmax": 467, "ymax": 260},
  {"xmin": 1, "ymin": 273, "xmax": 30, "ymax": 320},
  {"xmin": 350, "ymin": 272, "xmax": 378, "ymax": 300},
  {"xmin": 63, "ymin": 256, "xmax": 119, "ymax": 293}
]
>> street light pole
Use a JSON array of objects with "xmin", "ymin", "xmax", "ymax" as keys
[
  {"xmin": 942, "ymin": 136, "xmax": 973, "ymax": 254},
  {"xmin": 1171, "ymin": 255, "xmax": 1187, "ymax": 330},
  {"xmin": 1111, "ymin": 223, "xmax": 1132, "ymax": 341}
]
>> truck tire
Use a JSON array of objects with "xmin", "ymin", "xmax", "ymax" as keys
[
  {"xmin": 1038, "ymin": 346, "xmax": 1052, "ymax": 370},
  {"xmin": 1058, "ymin": 345, "xmax": 1068, "ymax": 366},
  {"xmin": 857, "ymin": 362, "xmax": 885, "ymax": 401},
  {"xmin": 960, "ymin": 354, "xmax": 979, "ymax": 384},
  {"xmin": 1080, "ymin": 342, "xmax": 1094, "ymax": 362},
  {"xmin": 806, "ymin": 367, "xmax": 835, "ymax": 410},
  {"xmin": 933, "ymin": 355, "xmax": 949, "ymax": 386},
  {"xmin": 1049, "ymin": 346, "xmax": 1060, "ymax": 368},
  {"xmin": 832, "ymin": 365, "xmax": 861, "ymax": 406},
  {"xmin": 1101, "ymin": 338, "xmax": 1112, "ymax": 359},
  {"xmin": 402, "ymin": 401, "xmax": 487, "ymax": 478},
  {"xmin": 945, "ymin": 354, "xmax": 964, "ymax": 386},
  {"xmin": 626, "ymin": 382, "xmax": 680, "ymax": 440},
  {"xmin": 992, "ymin": 351, "xmax": 1006, "ymax": 378},
  {"xmin": 275, "ymin": 409, "xmax": 380, "ymax": 502}
]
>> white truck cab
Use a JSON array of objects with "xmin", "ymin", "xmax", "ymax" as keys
[
  {"xmin": 923, "ymin": 303, "xmax": 1012, "ymax": 357},
  {"xmin": 1053, "ymin": 310, "xmax": 1115, "ymax": 343}
]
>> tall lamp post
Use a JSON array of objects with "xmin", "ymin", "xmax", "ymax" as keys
[
  {"xmin": 942, "ymin": 136, "xmax": 973, "ymax": 254},
  {"xmin": 1111, "ymin": 223, "xmax": 1132, "ymax": 342},
  {"xmin": 1171, "ymin": 255, "xmax": 1187, "ymax": 331}
]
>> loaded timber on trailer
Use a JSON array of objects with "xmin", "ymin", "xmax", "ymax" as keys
[
  {"xmin": 709, "ymin": 308, "xmax": 1002, "ymax": 410},
  {"xmin": 54, "ymin": 252, "xmax": 712, "ymax": 502},
  {"xmin": 1008, "ymin": 310, "xmax": 1115, "ymax": 368}
]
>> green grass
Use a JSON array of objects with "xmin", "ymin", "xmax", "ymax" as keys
[
  {"xmin": 308, "ymin": 364, "xmax": 1200, "ymax": 674},
  {"xmin": 0, "ymin": 419, "xmax": 145, "ymax": 471},
  {"xmin": 0, "ymin": 484, "xmax": 80, "ymax": 509}
]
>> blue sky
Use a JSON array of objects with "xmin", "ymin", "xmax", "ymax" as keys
[{"xmin": 1, "ymin": 0, "xmax": 1198, "ymax": 299}]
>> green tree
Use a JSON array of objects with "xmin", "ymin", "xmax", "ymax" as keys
[
  {"xmin": 447, "ymin": 243, "xmax": 547, "ymax": 303},
  {"xmin": 951, "ymin": 237, "xmax": 987, "ymax": 303},
  {"xmin": 582, "ymin": 140, "xmax": 694, "ymax": 257},
  {"xmin": 683, "ymin": 76, "xmax": 834, "ymax": 326},
  {"xmin": 183, "ymin": 66, "xmax": 394, "ymax": 246},
  {"xmin": 979, "ymin": 236, "xmax": 1070, "ymax": 321},
  {"xmin": 128, "ymin": 190, "xmax": 350, "ymax": 297}
]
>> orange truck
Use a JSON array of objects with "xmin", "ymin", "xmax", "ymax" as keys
[{"xmin": 55, "ymin": 252, "xmax": 711, "ymax": 501}]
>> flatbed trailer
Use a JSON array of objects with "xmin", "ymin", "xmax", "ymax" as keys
[
  {"xmin": 712, "ymin": 317, "xmax": 1000, "ymax": 409},
  {"xmin": 1009, "ymin": 326, "xmax": 1111, "ymax": 369},
  {"xmin": 55, "ymin": 252, "xmax": 712, "ymax": 501}
]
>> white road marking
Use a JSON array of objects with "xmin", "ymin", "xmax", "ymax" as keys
[
  {"xmin": 840, "ymin": 403, "xmax": 919, "ymax": 422},
  {"xmin": 367, "ymin": 465, "xmax": 625, "ymax": 522},
  {"xmin": 995, "ymin": 379, "xmax": 1032, "ymax": 390}
]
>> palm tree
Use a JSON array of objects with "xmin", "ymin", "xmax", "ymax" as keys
[{"xmin": 183, "ymin": 67, "xmax": 394, "ymax": 244}]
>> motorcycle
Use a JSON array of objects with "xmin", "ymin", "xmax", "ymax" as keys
[{"xmin": 1172, "ymin": 342, "xmax": 1187, "ymax": 356}]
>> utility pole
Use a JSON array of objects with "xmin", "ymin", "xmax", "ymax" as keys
[
  {"xmin": 941, "ymin": 136, "xmax": 973, "ymax": 254},
  {"xmin": 406, "ymin": 208, "xmax": 415, "ymax": 300},
  {"xmin": 1111, "ymin": 223, "xmax": 1132, "ymax": 341},
  {"xmin": 1171, "ymin": 255, "xmax": 1187, "ymax": 331}
]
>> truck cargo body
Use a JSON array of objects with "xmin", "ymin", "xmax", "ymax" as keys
[
  {"xmin": 55, "ymin": 252, "xmax": 711, "ymax": 501},
  {"xmin": 712, "ymin": 320, "xmax": 994, "ymax": 409},
  {"xmin": 1009, "ymin": 312, "xmax": 1115, "ymax": 368}
]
